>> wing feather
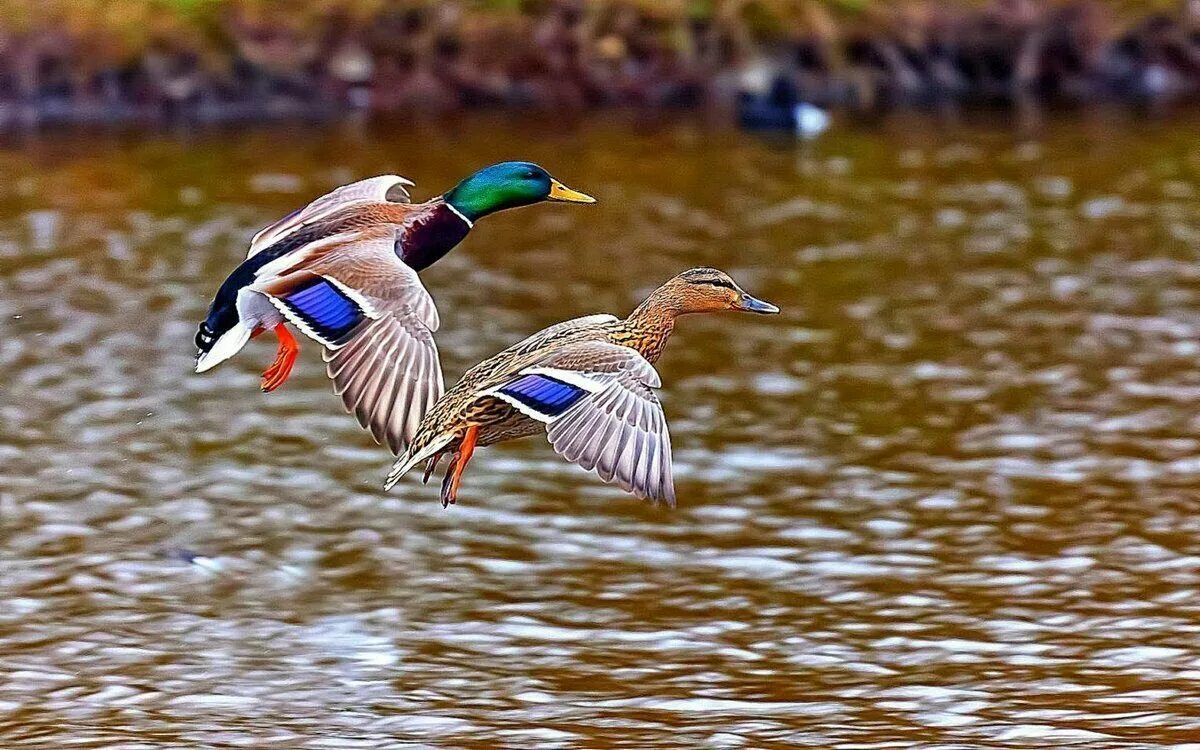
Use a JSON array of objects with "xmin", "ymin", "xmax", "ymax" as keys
[
  {"xmin": 488, "ymin": 341, "xmax": 675, "ymax": 505},
  {"xmin": 248, "ymin": 175, "xmax": 414, "ymax": 258},
  {"xmin": 342, "ymin": 326, "xmax": 388, "ymax": 437},
  {"xmin": 253, "ymin": 228, "xmax": 444, "ymax": 455},
  {"xmin": 324, "ymin": 313, "xmax": 442, "ymax": 454},
  {"xmin": 355, "ymin": 328, "xmax": 403, "ymax": 438},
  {"xmin": 373, "ymin": 341, "xmax": 407, "ymax": 453}
]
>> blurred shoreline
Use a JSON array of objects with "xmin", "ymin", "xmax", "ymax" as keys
[{"xmin": 2, "ymin": 1, "xmax": 1200, "ymax": 131}]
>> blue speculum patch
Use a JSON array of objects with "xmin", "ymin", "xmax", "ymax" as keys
[
  {"xmin": 281, "ymin": 278, "xmax": 362, "ymax": 341},
  {"xmin": 500, "ymin": 373, "xmax": 588, "ymax": 417}
]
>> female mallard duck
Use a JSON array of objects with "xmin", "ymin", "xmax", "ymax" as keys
[
  {"xmin": 194, "ymin": 162, "xmax": 595, "ymax": 454},
  {"xmin": 385, "ymin": 267, "xmax": 780, "ymax": 507}
]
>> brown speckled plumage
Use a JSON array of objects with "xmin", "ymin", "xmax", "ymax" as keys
[
  {"xmin": 386, "ymin": 267, "xmax": 781, "ymax": 508},
  {"xmin": 414, "ymin": 314, "xmax": 666, "ymax": 449}
]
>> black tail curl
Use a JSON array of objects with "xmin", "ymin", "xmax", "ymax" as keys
[{"xmin": 195, "ymin": 321, "xmax": 216, "ymax": 354}]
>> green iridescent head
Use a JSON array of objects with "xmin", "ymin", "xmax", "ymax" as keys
[{"xmin": 443, "ymin": 161, "xmax": 595, "ymax": 222}]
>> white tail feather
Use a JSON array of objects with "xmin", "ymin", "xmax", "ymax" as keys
[{"xmin": 385, "ymin": 433, "xmax": 453, "ymax": 490}]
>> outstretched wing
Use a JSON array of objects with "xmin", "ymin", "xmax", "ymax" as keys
[
  {"xmin": 250, "ymin": 228, "xmax": 442, "ymax": 454},
  {"xmin": 486, "ymin": 341, "xmax": 675, "ymax": 506},
  {"xmin": 248, "ymin": 175, "xmax": 414, "ymax": 259}
]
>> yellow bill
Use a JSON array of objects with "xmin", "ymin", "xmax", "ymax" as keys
[{"xmin": 547, "ymin": 179, "xmax": 596, "ymax": 203}]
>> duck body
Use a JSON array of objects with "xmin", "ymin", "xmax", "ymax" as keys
[
  {"xmin": 194, "ymin": 162, "xmax": 596, "ymax": 455},
  {"xmin": 417, "ymin": 312, "xmax": 669, "ymax": 449},
  {"xmin": 737, "ymin": 68, "xmax": 830, "ymax": 138},
  {"xmin": 387, "ymin": 268, "xmax": 780, "ymax": 508},
  {"xmin": 196, "ymin": 195, "xmax": 467, "ymax": 366}
]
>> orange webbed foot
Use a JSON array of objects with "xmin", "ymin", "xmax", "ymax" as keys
[
  {"xmin": 439, "ymin": 426, "xmax": 479, "ymax": 508},
  {"xmin": 260, "ymin": 325, "xmax": 299, "ymax": 393}
]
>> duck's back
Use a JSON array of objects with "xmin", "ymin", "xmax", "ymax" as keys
[
  {"xmin": 456, "ymin": 313, "xmax": 621, "ymax": 392},
  {"xmin": 400, "ymin": 313, "xmax": 636, "ymax": 458},
  {"xmin": 197, "ymin": 206, "xmax": 402, "ymax": 351}
]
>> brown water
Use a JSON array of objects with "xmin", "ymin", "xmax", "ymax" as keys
[{"xmin": 3, "ymin": 115, "xmax": 1200, "ymax": 748}]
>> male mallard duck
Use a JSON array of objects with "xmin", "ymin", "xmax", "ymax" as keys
[
  {"xmin": 385, "ymin": 267, "xmax": 780, "ymax": 507},
  {"xmin": 194, "ymin": 162, "xmax": 595, "ymax": 454}
]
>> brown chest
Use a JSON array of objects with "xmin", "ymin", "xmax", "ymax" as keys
[{"xmin": 394, "ymin": 203, "xmax": 471, "ymax": 271}]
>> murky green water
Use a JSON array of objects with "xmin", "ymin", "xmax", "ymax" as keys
[{"xmin": 3, "ymin": 114, "xmax": 1200, "ymax": 747}]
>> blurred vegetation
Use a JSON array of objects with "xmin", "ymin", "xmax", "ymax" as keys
[
  {"xmin": 0, "ymin": 0, "xmax": 1198, "ymax": 124},
  {"xmin": 0, "ymin": 1, "xmax": 1190, "ymax": 48}
]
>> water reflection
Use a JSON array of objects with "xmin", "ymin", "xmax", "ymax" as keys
[{"xmin": 3, "ymin": 117, "xmax": 1200, "ymax": 746}]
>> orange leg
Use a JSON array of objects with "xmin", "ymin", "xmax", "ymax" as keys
[
  {"xmin": 260, "ymin": 325, "xmax": 299, "ymax": 393},
  {"xmin": 440, "ymin": 426, "xmax": 479, "ymax": 508}
]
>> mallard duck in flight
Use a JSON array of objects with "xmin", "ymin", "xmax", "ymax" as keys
[
  {"xmin": 194, "ymin": 162, "xmax": 596, "ymax": 454},
  {"xmin": 385, "ymin": 267, "xmax": 780, "ymax": 507}
]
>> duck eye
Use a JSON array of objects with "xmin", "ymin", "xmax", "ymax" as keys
[
  {"xmin": 695, "ymin": 277, "xmax": 733, "ymax": 289},
  {"xmin": 524, "ymin": 171, "xmax": 537, "ymax": 179}
]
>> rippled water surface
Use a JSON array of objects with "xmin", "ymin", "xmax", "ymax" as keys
[{"xmin": 4, "ymin": 116, "xmax": 1200, "ymax": 747}]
